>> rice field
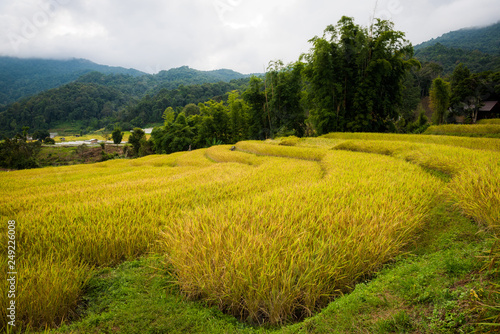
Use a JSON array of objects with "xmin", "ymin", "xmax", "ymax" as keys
[
  {"xmin": 1, "ymin": 133, "xmax": 499, "ymax": 329},
  {"xmin": 478, "ymin": 119, "xmax": 500, "ymax": 125},
  {"xmin": 424, "ymin": 124, "xmax": 500, "ymax": 137}
]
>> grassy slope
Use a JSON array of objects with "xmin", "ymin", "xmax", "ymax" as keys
[{"xmin": 3, "ymin": 133, "xmax": 499, "ymax": 333}]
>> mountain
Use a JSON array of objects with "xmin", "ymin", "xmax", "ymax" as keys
[
  {"xmin": 414, "ymin": 21, "xmax": 500, "ymax": 55},
  {"xmin": 0, "ymin": 57, "xmax": 146, "ymax": 106},
  {"xmin": 413, "ymin": 22, "xmax": 500, "ymax": 74},
  {"xmin": 75, "ymin": 65, "xmax": 253, "ymax": 98},
  {"xmin": 414, "ymin": 43, "xmax": 500, "ymax": 74},
  {"xmin": 0, "ymin": 57, "xmax": 254, "ymax": 107},
  {"xmin": 0, "ymin": 74, "xmax": 251, "ymax": 138}
]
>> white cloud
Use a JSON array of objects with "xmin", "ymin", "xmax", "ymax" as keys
[{"xmin": 0, "ymin": 0, "xmax": 498, "ymax": 73}]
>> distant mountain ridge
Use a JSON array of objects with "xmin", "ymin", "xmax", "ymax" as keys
[
  {"xmin": 0, "ymin": 57, "xmax": 252, "ymax": 106},
  {"xmin": 414, "ymin": 21, "xmax": 500, "ymax": 55},
  {"xmin": 0, "ymin": 57, "xmax": 146, "ymax": 106},
  {"xmin": 414, "ymin": 43, "xmax": 500, "ymax": 74},
  {"xmin": 413, "ymin": 21, "xmax": 500, "ymax": 74}
]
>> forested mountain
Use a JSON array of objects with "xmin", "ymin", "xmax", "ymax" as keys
[
  {"xmin": 76, "ymin": 66, "xmax": 253, "ymax": 99},
  {"xmin": 0, "ymin": 78, "xmax": 249, "ymax": 137},
  {"xmin": 414, "ymin": 22, "xmax": 500, "ymax": 55},
  {"xmin": 0, "ymin": 57, "xmax": 252, "ymax": 107},
  {"xmin": 414, "ymin": 43, "xmax": 500, "ymax": 74},
  {"xmin": 413, "ymin": 22, "xmax": 500, "ymax": 74},
  {"xmin": 0, "ymin": 57, "xmax": 145, "ymax": 106}
]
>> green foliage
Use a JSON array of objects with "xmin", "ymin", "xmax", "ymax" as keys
[
  {"xmin": 265, "ymin": 60, "xmax": 306, "ymax": 137},
  {"xmin": 128, "ymin": 128, "xmax": 146, "ymax": 157},
  {"xmin": 430, "ymin": 77, "xmax": 451, "ymax": 125},
  {"xmin": 414, "ymin": 43, "xmax": 500, "ymax": 74},
  {"xmin": 44, "ymin": 137, "xmax": 56, "ymax": 145},
  {"xmin": 414, "ymin": 22, "xmax": 500, "ymax": 55},
  {"xmin": 32, "ymin": 129, "xmax": 50, "ymax": 141},
  {"xmin": 0, "ymin": 135, "xmax": 41, "ymax": 169},
  {"xmin": 302, "ymin": 17, "xmax": 417, "ymax": 134},
  {"xmin": 228, "ymin": 91, "xmax": 249, "ymax": 142},
  {"xmin": 0, "ymin": 57, "xmax": 145, "ymax": 106},
  {"xmin": 151, "ymin": 112, "xmax": 195, "ymax": 154},
  {"xmin": 162, "ymin": 107, "xmax": 175, "ymax": 125},
  {"xmin": 243, "ymin": 76, "xmax": 267, "ymax": 140},
  {"xmin": 407, "ymin": 107, "xmax": 430, "ymax": 134},
  {"xmin": 0, "ymin": 67, "xmax": 252, "ymax": 139},
  {"xmin": 111, "ymin": 127, "xmax": 123, "ymax": 144}
]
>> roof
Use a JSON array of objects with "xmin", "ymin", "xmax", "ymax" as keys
[{"xmin": 479, "ymin": 101, "xmax": 499, "ymax": 112}]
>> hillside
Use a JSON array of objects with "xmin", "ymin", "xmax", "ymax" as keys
[
  {"xmin": 1, "ymin": 134, "xmax": 499, "ymax": 332},
  {"xmin": 0, "ymin": 78, "xmax": 249, "ymax": 138},
  {"xmin": 414, "ymin": 22, "xmax": 500, "ymax": 55},
  {"xmin": 76, "ymin": 66, "xmax": 253, "ymax": 97},
  {"xmin": 414, "ymin": 43, "xmax": 500, "ymax": 74},
  {"xmin": 413, "ymin": 22, "xmax": 500, "ymax": 74},
  {"xmin": 0, "ymin": 58, "xmax": 253, "ymax": 107},
  {"xmin": 0, "ymin": 57, "xmax": 146, "ymax": 106}
]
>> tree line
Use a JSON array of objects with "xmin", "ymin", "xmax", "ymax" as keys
[
  {"xmin": 429, "ymin": 64, "xmax": 500, "ymax": 125},
  {"xmin": 4, "ymin": 16, "xmax": 500, "ymax": 168}
]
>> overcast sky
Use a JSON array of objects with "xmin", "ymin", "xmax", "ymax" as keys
[{"xmin": 1, "ymin": 0, "xmax": 499, "ymax": 74}]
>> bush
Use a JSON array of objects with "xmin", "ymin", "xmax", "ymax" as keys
[
  {"xmin": 0, "ymin": 136, "xmax": 41, "ymax": 169},
  {"xmin": 112, "ymin": 127, "xmax": 123, "ymax": 144},
  {"xmin": 44, "ymin": 137, "xmax": 56, "ymax": 145}
]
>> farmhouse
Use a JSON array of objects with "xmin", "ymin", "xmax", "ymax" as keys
[{"xmin": 478, "ymin": 101, "xmax": 500, "ymax": 120}]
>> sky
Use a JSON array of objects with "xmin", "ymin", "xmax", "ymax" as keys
[{"xmin": 0, "ymin": 0, "xmax": 499, "ymax": 74}]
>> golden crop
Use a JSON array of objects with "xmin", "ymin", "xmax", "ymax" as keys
[{"xmin": 1, "ymin": 133, "xmax": 498, "ymax": 328}]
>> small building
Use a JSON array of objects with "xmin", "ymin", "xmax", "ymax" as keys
[
  {"xmin": 478, "ymin": 101, "xmax": 500, "ymax": 121},
  {"xmin": 60, "ymin": 138, "xmax": 66, "ymax": 142}
]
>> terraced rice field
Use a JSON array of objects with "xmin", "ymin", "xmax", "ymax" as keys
[{"xmin": 1, "ymin": 133, "xmax": 499, "ymax": 329}]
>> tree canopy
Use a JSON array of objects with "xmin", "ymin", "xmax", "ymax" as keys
[{"xmin": 302, "ymin": 17, "xmax": 419, "ymax": 134}]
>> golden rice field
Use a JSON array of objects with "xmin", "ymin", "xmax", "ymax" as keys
[
  {"xmin": 478, "ymin": 118, "xmax": 500, "ymax": 125},
  {"xmin": 424, "ymin": 124, "xmax": 500, "ymax": 137},
  {"xmin": 1, "ymin": 133, "xmax": 499, "ymax": 329}
]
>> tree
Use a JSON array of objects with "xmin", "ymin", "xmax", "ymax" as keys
[
  {"xmin": 449, "ymin": 64, "xmax": 486, "ymax": 123},
  {"xmin": 228, "ymin": 91, "xmax": 249, "ymax": 142},
  {"xmin": 198, "ymin": 100, "xmax": 230, "ymax": 144},
  {"xmin": 128, "ymin": 128, "xmax": 146, "ymax": 157},
  {"xmin": 0, "ymin": 134, "xmax": 41, "ymax": 169},
  {"xmin": 265, "ymin": 60, "xmax": 306, "ymax": 137},
  {"xmin": 32, "ymin": 129, "xmax": 50, "ymax": 141},
  {"xmin": 151, "ymin": 112, "xmax": 194, "ymax": 154},
  {"xmin": 430, "ymin": 77, "xmax": 451, "ymax": 125},
  {"xmin": 112, "ymin": 127, "xmax": 123, "ymax": 144},
  {"xmin": 303, "ymin": 17, "xmax": 418, "ymax": 134},
  {"xmin": 162, "ymin": 107, "xmax": 175, "ymax": 125},
  {"xmin": 183, "ymin": 103, "xmax": 200, "ymax": 116},
  {"xmin": 243, "ymin": 76, "xmax": 267, "ymax": 139}
]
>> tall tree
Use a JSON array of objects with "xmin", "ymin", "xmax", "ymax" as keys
[
  {"xmin": 227, "ymin": 91, "xmax": 249, "ymax": 143},
  {"xmin": 128, "ymin": 128, "xmax": 146, "ymax": 156},
  {"xmin": 265, "ymin": 60, "xmax": 306, "ymax": 137},
  {"xmin": 243, "ymin": 76, "xmax": 267, "ymax": 139},
  {"xmin": 430, "ymin": 77, "xmax": 451, "ymax": 125},
  {"xmin": 302, "ymin": 17, "xmax": 418, "ymax": 134}
]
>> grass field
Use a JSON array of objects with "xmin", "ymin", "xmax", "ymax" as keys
[{"xmin": 1, "ymin": 133, "xmax": 499, "ymax": 332}]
